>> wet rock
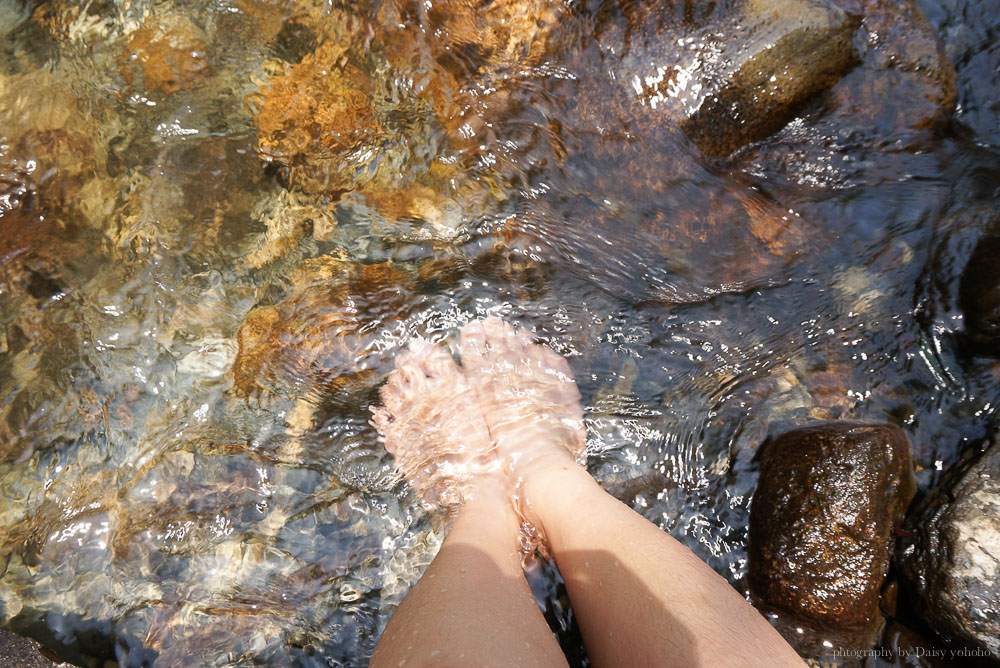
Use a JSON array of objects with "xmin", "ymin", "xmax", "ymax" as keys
[
  {"xmin": 375, "ymin": 0, "xmax": 571, "ymax": 141},
  {"xmin": 0, "ymin": 68, "xmax": 114, "ymax": 229},
  {"xmin": 749, "ymin": 422, "xmax": 916, "ymax": 651},
  {"xmin": 0, "ymin": 627, "xmax": 62, "ymax": 668},
  {"xmin": 734, "ymin": 0, "xmax": 957, "ymax": 190},
  {"xmin": 682, "ymin": 0, "xmax": 859, "ymax": 157},
  {"xmin": 248, "ymin": 3, "xmax": 538, "ymax": 235},
  {"xmin": 959, "ymin": 232, "xmax": 1000, "ymax": 356},
  {"xmin": 927, "ymin": 0, "xmax": 1000, "ymax": 147},
  {"xmin": 503, "ymin": 165, "xmax": 820, "ymax": 304},
  {"xmin": 249, "ymin": 31, "xmax": 503, "ymax": 237},
  {"xmin": 897, "ymin": 435, "xmax": 1000, "ymax": 659},
  {"xmin": 567, "ymin": 0, "xmax": 856, "ymax": 157},
  {"xmin": 880, "ymin": 621, "xmax": 961, "ymax": 668},
  {"xmin": 119, "ymin": 16, "xmax": 211, "ymax": 96},
  {"xmin": 381, "ymin": 0, "xmax": 565, "ymax": 74},
  {"xmin": 250, "ymin": 38, "xmax": 384, "ymax": 196},
  {"xmin": 849, "ymin": 0, "xmax": 957, "ymax": 131}
]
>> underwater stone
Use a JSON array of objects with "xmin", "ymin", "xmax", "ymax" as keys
[
  {"xmin": 231, "ymin": 258, "xmax": 414, "ymax": 402},
  {"xmin": 897, "ymin": 435, "xmax": 1000, "ymax": 659},
  {"xmin": 119, "ymin": 16, "xmax": 211, "ymax": 96},
  {"xmin": 682, "ymin": 0, "xmax": 859, "ymax": 157},
  {"xmin": 749, "ymin": 422, "xmax": 915, "ymax": 651}
]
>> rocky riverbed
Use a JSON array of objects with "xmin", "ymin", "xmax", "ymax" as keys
[{"xmin": 1, "ymin": 0, "xmax": 999, "ymax": 665}]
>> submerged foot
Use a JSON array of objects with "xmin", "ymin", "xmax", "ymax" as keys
[
  {"xmin": 459, "ymin": 317, "xmax": 587, "ymax": 533},
  {"xmin": 371, "ymin": 318, "xmax": 588, "ymax": 549},
  {"xmin": 371, "ymin": 338, "xmax": 503, "ymax": 509}
]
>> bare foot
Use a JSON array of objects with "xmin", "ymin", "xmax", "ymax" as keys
[
  {"xmin": 370, "ymin": 339, "xmax": 505, "ymax": 509},
  {"xmin": 459, "ymin": 317, "xmax": 587, "ymax": 532}
]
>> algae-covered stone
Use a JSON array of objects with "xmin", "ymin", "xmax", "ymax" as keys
[
  {"xmin": 897, "ymin": 435, "xmax": 1000, "ymax": 659},
  {"xmin": 749, "ymin": 422, "xmax": 915, "ymax": 650}
]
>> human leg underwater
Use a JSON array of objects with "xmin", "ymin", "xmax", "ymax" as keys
[{"xmin": 370, "ymin": 318, "xmax": 804, "ymax": 667}]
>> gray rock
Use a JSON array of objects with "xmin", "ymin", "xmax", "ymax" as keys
[{"xmin": 898, "ymin": 435, "xmax": 1000, "ymax": 659}]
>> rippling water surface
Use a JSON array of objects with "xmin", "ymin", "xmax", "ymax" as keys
[{"xmin": 0, "ymin": 0, "xmax": 998, "ymax": 665}]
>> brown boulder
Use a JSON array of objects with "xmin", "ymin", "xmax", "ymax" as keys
[
  {"xmin": 683, "ymin": 0, "xmax": 859, "ymax": 157},
  {"xmin": 749, "ymin": 422, "xmax": 916, "ymax": 651},
  {"xmin": 231, "ymin": 258, "xmax": 415, "ymax": 402}
]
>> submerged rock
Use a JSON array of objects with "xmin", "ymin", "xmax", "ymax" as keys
[
  {"xmin": 232, "ymin": 257, "xmax": 415, "ymax": 403},
  {"xmin": 847, "ymin": 0, "xmax": 957, "ymax": 131},
  {"xmin": 119, "ymin": 15, "xmax": 211, "ymax": 96},
  {"xmin": 31, "ymin": 0, "xmax": 115, "ymax": 44},
  {"xmin": 249, "ymin": 26, "xmax": 503, "ymax": 237},
  {"xmin": 682, "ymin": 0, "xmax": 859, "ymax": 157},
  {"xmin": 251, "ymin": 38, "xmax": 386, "ymax": 196},
  {"xmin": 749, "ymin": 422, "xmax": 915, "ymax": 651},
  {"xmin": 897, "ymin": 435, "xmax": 1000, "ymax": 659},
  {"xmin": 734, "ymin": 0, "xmax": 957, "ymax": 189},
  {"xmin": 568, "ymin": 0, "xmax": 857, "ymax": 157}
]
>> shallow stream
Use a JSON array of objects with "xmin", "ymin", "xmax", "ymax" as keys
[{"xmin": 0, "ymin": 0, "xmax": 998, "ymax": 665}]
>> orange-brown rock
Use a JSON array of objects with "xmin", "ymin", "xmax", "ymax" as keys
[
  {"xmin": 249, "ymin": 0, "xmax": 567, "ymax": 203},
  {"xmin": 0, "ymin": 144, "xmax": 88, "ymax": 302},
  {"xmin": 120, "ymin": 17, "xmax": 211, "ymax": 96},
  {"xmin": 250, "ymin": 37, "xmax": 391, "ymax": 195},
  {"xmin": 232, "ymin": 258, "xmax": 414, "ymax": 402},
  {"xmin": 250, "ymin": 29, "xmax": 502, "ymax": 234},
  {"xmin": 375, "ymin": 0, "xmax": 570, "ymax": 136}
]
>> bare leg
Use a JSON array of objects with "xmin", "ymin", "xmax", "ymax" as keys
[
  {"xmin": 370, "ymin": 483, "xmax": 568, "ymax": 668},
  {"xmin": 460, "ymin": 318, "xmax": 805, "ymax": 668},
  {"xmin": 370, "ymin": 339, "xmax": 565, "ymax": 667},
  {"xmin": 526, "ymin": 466, "xmax": 804, "ymax": 667}
]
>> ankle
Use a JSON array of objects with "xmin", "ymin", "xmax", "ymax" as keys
[{"xmin": 516, "ymin": 463, "xmax": 598, "ymax": 545}]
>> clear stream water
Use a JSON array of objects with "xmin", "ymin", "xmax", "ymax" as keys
[{"xmin": 0, "ymin": 0, "xmax": 998, "ymax": 665}]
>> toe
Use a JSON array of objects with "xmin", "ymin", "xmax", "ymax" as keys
[
  {"xmin": 424, "ymin": 345, "xmax": 459, "ymax": 381},
  {"xmin": 513, "ymin": 324, "xmax": 536, "ymax": 348},
  {"xmin": 379, "ymin": 374, "xmax": 405, "ymax": 414},
  {"xmin": 405, "ymin": 338, "xmax": 435, "ymax": 361},
  {"xmin": 532, "ymin": 340, "xmax": 574, "ymax": 377},
  {"xmin": 459, "ymin": 319, "xmax": 489, "ymax": 369},
  {"xmin": 482, "ymin": 316, "xmax": 514, "ymax": 349},
  {"xmin": 398, "ymin": 365, "xmax": 425, "ymax": 392},
  {"xmin": 370, "ymin": 406, "xmax": 396, "ymax": 448},
  {"xmin": 484, "ymin": 317, "xmax": 525, "ymax": 367}
]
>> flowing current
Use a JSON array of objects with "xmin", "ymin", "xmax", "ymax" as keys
[{"xmin": 0, "ymin": 0, "xmax": 998, "ymax": 665}]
